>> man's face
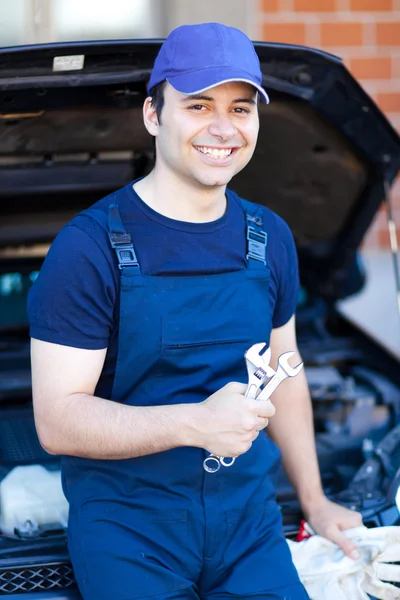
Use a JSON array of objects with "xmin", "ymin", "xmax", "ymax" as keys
[{"xmin": 148, "ymin": 81, "xmax": 260, "ymax": 189}]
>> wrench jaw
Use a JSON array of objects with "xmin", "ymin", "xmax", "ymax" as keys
[
  {"xmin": 245, "ymin": 345, "xmax": 275, "ymax": 381},
  {"xmin": 245, "ymin": 342, "xmax": 268, "ymax": 362},
  {"xmin": 277, "ymin": 351, "xmax": 304, "ymax": 377},
  {"xmin": 245, "ymin": 344, "xmax": 270, "ymax": 375}
]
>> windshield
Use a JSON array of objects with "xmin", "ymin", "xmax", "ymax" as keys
[
  {"xmin": 2, "ymin": 0, "xmax": 163, "ymax": 48},
  {"xmin": 0, "ymin": 272, "xmax": 38, "ymax": 330}
]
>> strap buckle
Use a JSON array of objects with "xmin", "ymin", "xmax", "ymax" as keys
[
  {"xmin": 109, "ymin": 232, "xmax": 139, "ymax": 270},
  {"xmin": 246, "ymin": 226, "xmax": 267, "ymax": 265}
]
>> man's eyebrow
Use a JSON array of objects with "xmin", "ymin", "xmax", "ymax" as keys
[
  {"xmin": 181, "ymin": 94, "xmax": 257, "ymax": 104},
  {"xmin": 181, "ymin": 94, "xmax": 214, "ymax": 102},
  {"xmin": 232, "ymin": 97, "xmax": 257, "ymax": 105}
]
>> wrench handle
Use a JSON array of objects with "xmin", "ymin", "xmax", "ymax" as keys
[
  {"xmin": 256, "ymin": 374, "xmax": 285, "ymax": 401},
  {"xmin": 245, "ymin": 382, "xmax": 260, "ymax": 399}
]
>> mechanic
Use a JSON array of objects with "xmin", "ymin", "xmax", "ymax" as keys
[{"xmin": 28, "ymin": 22, "xmax": 363, "ymax": 600}]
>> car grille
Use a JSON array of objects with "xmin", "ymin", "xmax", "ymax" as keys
[
  {"xmin": 0, "ymin": 562, "xmax": 76, "ymax": 595},
  {"xmin": 0, "ymin": 408, "xmax": 54, "ymax": 466}
]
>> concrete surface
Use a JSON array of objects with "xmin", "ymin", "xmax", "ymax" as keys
[{"xmin": 338, "ymin": 250, "xmax": 400, "ymax": 362}]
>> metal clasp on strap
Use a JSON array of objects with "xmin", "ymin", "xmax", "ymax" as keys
[
  {"xmin": 246, "ymin": 214, "xmax": 263, "ymax": 227},
  {"xmin": 246, "ymin": 226, "xmax": 267, "ymax": 265},
  {"xmin": 109, "ymin": 232, "xmax": 139, "ymax": 270}
]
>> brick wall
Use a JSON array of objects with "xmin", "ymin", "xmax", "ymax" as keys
[{"xmin": 258, "ymin": 0, "xmax": 400, "ymax": 250}]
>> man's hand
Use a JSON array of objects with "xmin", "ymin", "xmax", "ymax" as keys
[
  {"xmin": 192, "ymin": 382, "xmax": 276, "ymax": 458},
  {"xmin": 305, "ymin": 495, "xmax": 363, "ymax": 559}
]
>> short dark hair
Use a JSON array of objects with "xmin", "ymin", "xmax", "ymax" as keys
[{"xmin": 149, "ymin": 80, "xmax": 167, "ymax": 124}]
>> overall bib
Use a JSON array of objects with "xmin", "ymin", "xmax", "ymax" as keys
[{"xmin": 65, "ymin": 199, "xmax": 309, "ymax": 600}]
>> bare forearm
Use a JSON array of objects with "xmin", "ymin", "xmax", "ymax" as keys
[
  {"xmin": 36, "ymin": 393, "xmax": 199, "ymax": 459},
  {"xmin": 267, "ymin": 371, "xmax": 324, "ymax": 512}
]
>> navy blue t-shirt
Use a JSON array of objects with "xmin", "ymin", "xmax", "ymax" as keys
[{"xmin": 28, "ymin": 182, "xmax": 299, "ymax": 398}]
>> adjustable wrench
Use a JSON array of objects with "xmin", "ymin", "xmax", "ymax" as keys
[
  {"xmin": 256, "ymin": 351, "xmax": 304, "ymax": 401},
  {"xmin": 244, "ymin": 343, "xmax": 276, "ymax": 399}
]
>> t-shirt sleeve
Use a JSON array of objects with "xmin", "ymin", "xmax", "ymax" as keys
[
  {"xmin": 27, "ymin": 223, "xmax": 118, "ymax": 349},
  {"xmin": 271, "ymin": 215, "xmax": 300, "ymax": 329}
]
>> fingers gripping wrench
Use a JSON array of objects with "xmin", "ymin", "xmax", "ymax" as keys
[{"xmin": 203, "ymin": 343, "xmax": 275, "ymax": 474}]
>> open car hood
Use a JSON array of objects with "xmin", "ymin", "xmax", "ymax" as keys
[{"xmin": 0, "ymin": 39, "xmax": 399, "ymax": 301}]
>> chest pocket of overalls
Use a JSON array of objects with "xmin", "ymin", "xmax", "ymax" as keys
[
  {"xmin": 159, "ymin": 304, "xmax": 254, "ymax": 398},
  {"xmin": 162, "ymin": 308, "xmax": 252, "ymax": 348}
]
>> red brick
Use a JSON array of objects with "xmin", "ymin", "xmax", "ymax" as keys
[
  {"xmin": 349, "ymin": 57, "xmax": 391, "ymax": 80},
  {"xmin": 376, "ymin": 22, "xmax": 400, "ymax": 46},
  {"xmin": 294, "ymin": 0, "xmax": 336, "ymax": 11},
  {"xmin": 350, "ymin": 0, "xmax": 392, "ymax": 10},
  {"xmin": 320, "ymin": 22, "xmax": 364, "ymax": 47},
  {"xmin": 261, "ymin": 0, "xmax": 280, "ymax": 10},
  {"xmin": 262, "ymin": 23, "xmax": 306, "ymax": 45},
  {"xmin": 376, "ymin": 93, "xmax": 400, "ymax": 112},
  {"xmin": 392, "ymin": 58, "xmax": 400, "ymax": 78}
]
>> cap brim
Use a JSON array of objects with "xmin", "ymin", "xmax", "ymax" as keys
[{"xmin": 167, "ymin": 69, "xmax": 269, "ymax": 104}]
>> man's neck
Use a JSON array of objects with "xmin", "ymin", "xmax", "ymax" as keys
[{"xmin": 133, "ymin": 167, "xmax": 227, "ymax": 223}]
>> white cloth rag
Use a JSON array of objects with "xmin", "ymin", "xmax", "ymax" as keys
[{"xmin": 287, "ymin": 525, "xmax": 400, "ymax": 600}]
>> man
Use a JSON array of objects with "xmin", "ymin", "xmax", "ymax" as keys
[{"xmin": 28, "ymin": 23, "xmax": 362, "ymax": 600}]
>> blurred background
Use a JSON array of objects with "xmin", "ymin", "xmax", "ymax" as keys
[{"xmin": 0, "ymin": 0, "xmax": 399, "ymax": 251}]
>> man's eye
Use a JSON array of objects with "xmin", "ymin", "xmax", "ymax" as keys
[
  {"xmin": 233, "ymin": 107, "xmax": 250, "ymax": 114},
  {"xmin": 188, "ymin": 104, "xmax": 206, "ymax": 111}
]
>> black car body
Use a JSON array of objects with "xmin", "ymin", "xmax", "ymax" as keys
[{"xmin": 0, "ymin": 39, "xmax": 400, "ymax": 598}]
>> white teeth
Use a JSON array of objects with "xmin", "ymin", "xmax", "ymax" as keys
[{"xmin": 196, "ymin": 146, "xmax": 233, "ymax": 159}]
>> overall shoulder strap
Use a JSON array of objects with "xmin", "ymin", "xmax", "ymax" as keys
[
  {"xmin": 239, "ymin": 198, "xmax": 268, "ymax": 268},
  {"xmin": 108, "ymin": 201, "xmax": 141, "ymax": 272}
]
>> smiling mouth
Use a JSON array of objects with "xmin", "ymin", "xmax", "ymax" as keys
[{"xmin": 194, "ymin": 146, "xmax": 235, "ymax": 159}]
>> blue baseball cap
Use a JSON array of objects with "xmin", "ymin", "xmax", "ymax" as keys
[{"xmin": 147, "ymin": 22, "xmax": 269, "ymax": 104}]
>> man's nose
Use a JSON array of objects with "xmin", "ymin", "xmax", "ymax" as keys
[{"xmin": 208, "ymin": 114, "xmax": 237, "ymax": 140}]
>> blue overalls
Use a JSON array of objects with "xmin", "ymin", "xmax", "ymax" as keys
[{"xmin": 65, "ymin": 198, "xmax": 309, "ymax": 600}]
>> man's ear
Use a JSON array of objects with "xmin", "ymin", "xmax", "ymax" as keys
[{"xmin": 143, "ymin": 97, "xmax": 159, "ymax": 137}]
